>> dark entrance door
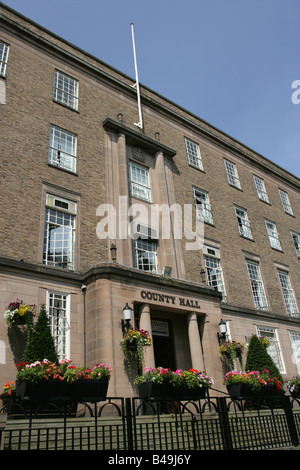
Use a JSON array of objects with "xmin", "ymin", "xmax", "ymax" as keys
[
  {"xmin": 153, "ymin": 336, "xmax": 176, "ymax": 369},
  {"xmin": 152, "ymin": 320, "xmax": 175, "ymax": 369}
]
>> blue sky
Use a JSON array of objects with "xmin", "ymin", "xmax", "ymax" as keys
[{"xmin": 2, "ymin": 0, "xmax": 300, "ymax": 177}]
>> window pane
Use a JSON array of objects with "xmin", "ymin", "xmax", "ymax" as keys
[
  {"xmin": 246, "ymin": 261, "xmax": 268, "ymax": 310},
  {"xmin": 279, "ymin": 189, "xmax": 293, "ymax": 215},
  {"xmin": 291, "ymin": 232, "xmax": 300, "ymax": 258},
  {"xmin": 204, "ymin": 254, "xmax": 226, "ymax": 302},
  {"xmin": 225, "ymin": 160, "xmax": 241, "ymax": 189},
  {"xmin": 48, "ymin": 292, "xmax": 68, "ymax": 360},
  {"xmin": 289, "ymin": 331, "xmax": 300, "ymax": 374},
  {"xmin": 278, "ymin": 270, "xmax": 299, "ymax": 316},
  {"xmin": 254, "ymin": 175, "xmax": 269, "ymax": 203},
  {"xmin": 53, "ymin": 70, "xmax": 78, "ymax": 110},
  {"xmin": 256, "ymin": 326, "xmax": 285, "ymax": 373},
  {"xmin": 43, "ymin": 201, "xmax": 76, "ymax": 270},
  {"xmin": 129, "ymin": 162, "xmax": 151, "ymax": 202},
  {"xmin": 134, "ymin": 239, "xmax": 157, "ymax": 273},
  {"xmin": 194, "ymin": 189, "xmax": 213, "ymax": 224},
  {"xmin": 235, "ymin": 207, "xmax": 252, "ymax": 239},
  {"xmin": 265, "ymin": 220, "xmax": 281, "ymax": 250},
  {"xmin": 0, "ymin": 41, "xmax": 9, "ymax": 77},
  {"xmin": 185, "ymin": 138, "xmax": 203, "ymax": 170},
  {"xmin": 48, "ymin": 125, "xmax": 77, "ymax": 172}
]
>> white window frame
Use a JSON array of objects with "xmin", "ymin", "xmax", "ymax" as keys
[
  {"xmin": 53, "ymin": 70, "xmax": 79, "ymax": 110},
  {"xmin": 224, "ymin": 159, "xmax": 241, "ymax": 189},
  {"xmin": 291, "ymin": 231, "xmax": 300, "ymax": 258},
  {"xmin": 48, "ymin": 125, "xmax": 77, "ymax": 173},
  {"xmin": 253, "ymin": 175, "xmax": 269, "ymax": 203},
  {"xmin": 234, "ymin": 206, "xmax": 252, "ymax": 239},
  {"xmin": 193, "ymin": 188, "xmax": 213, "ymax": 224},
  {"xmin": 134, "ymin": 238, "xmax": 158, "ymax": 273},
  {"xmin": 129, "ymin": 161, "xmax": 151, "ymax": 202},
  {"xmin": 265, "ymin": 219, "xmax": 281, "ymax": 250},
  {"xmin": 256, "ymin": 325, "xmax": 285, "ymax": 374},
  {"xmin": 0, "ymin": 40, "xmax": 9, "ymax": 77},
  {"xmin": 203, "ymin": 246, "xmax": 227, "ymax": 302},
  {"xmin": 246, "ymin": 260, "xmax": 268, "ymax": 310},
  {"xmin": 133, "ymin": 223, "xmax": 158, "ymax": 273},
  {"xmin": 185, "ymin": 137, "xmax": 203, "ymax": 170},
  {"xmin": 47, "ymin": 291, "xmax": 70, "ymax": 361},
  {"xmin": 289, "ymin": 331, "xmax": 300, "ymax": 374},
  {"xmin": 43, "ymin": 194, "xmax": 77, "ymax": 270},
  {"xmin": 278, "ymin": 270, "xmax": 299, "ymax": 317},
  {"xmin": 279, "ymin": 189, "xmax": 293, "ymax": 215}
]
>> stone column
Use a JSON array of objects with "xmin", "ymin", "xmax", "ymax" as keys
[
  {"xmin": 139, "ymin": 303, "xmax": 155, "ymax": 368},
  {"xmin": 187, "ymin": 312, "xmax": 205, "ymax": 371}
]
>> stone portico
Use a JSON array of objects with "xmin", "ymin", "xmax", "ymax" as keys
[{"xmin": 83, "ymin": 263, "xmax": 224, "ymax": 396}]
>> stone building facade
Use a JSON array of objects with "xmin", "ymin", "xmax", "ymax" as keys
[{"xmin": 0, "ymin": 3, "xmax": 300, "ymax": 396}]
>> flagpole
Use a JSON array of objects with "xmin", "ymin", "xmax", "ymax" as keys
[{"xmin": 130, "ymin": 22, "xmax": 143, "ymax": 130}]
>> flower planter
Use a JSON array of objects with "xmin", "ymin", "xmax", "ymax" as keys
[
  {"xmin": 290, "ymin": 390, "xmax": 300, "ymax": 398},
  {"xmin": 227, "ymin": 383, "xmax": 255, "ymax": 400},
  {"xmin": 139, "ymin": 382, "xmax": 207, "ymax": 401},
  {"xmin": 16, "ymin": 379, "xmax": 70, "ymax": 402},
  {"xmin": 70, "ymin": 379, "xmax": 109, "ymax": 403},
  {"xmin": 16, "ymin": 379, "xmax": 109, "ymax": 403},
  {"xmin": 227, "ymin": 383, "xmax": 282, "ymax": 400}
]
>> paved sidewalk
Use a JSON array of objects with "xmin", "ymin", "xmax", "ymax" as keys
[{"xmin": 272, "ymin": 446, "xmax": 300, "ymax": 450}]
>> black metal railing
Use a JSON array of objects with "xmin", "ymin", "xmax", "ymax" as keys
[{"xmin": 1, "ymin": 393, "xmax": 300, "ymax": 451}]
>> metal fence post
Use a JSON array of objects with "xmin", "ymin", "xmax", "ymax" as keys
[
  {"xmin": 217, "ymin": 396, "xmax": 233, "ymax": 450},
  {"xmin": 282, "ymin": 396, "xmax": 299, "ymax": 447},
  {"xmin": 125, "ymin": 397, "xmax": 134, "ymax": 450}
]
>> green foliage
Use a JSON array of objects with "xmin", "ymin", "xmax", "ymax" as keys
[
  {"xmin": 245, "ymin": 335, "xmax": 283, "ymax": 383},
  {"xmin": 22, "ymin": 304, "xmax": 58, "ymax": 364}
]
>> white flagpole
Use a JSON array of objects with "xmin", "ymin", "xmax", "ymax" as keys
[{"xmin": 130, "ymin": 22, "xmax": 143, "ymax": 130}]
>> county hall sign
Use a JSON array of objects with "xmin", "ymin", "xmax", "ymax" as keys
[{"xmin": 140, "ymin": 290, "xmax": 201, "ymax": 310}]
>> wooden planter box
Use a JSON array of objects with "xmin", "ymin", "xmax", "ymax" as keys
[{"xmin": 139, "ymin": 382, "xmax": 207, "ymax": 401}]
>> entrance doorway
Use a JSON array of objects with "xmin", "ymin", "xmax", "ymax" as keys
[{"xmin": 151, "ymin": 319, "xmax": 176, "ymax": 370}]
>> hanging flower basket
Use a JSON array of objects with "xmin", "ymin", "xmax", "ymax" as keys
[
  {"xmin": 4, "ymin": 300, "xmax": 37, "ymax": 355},
  {"xmin": 259, "ymin": 335, "xmax": 271, "ymax": 348},
  {"xmin": 219, "ymin": 340, "xmax": 245, "ymax": 369},
  {"xmin": 120, "ymin": 329, "xmax": 152, "ymax": 371},
  {"xmin": 4, "ymin": 299, "xmax": 36, "ymax": 328},
  {"xmin": 136, "ymin": 367, "xmax": 213, "ymax": 401}
]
